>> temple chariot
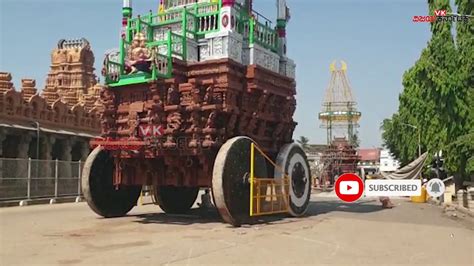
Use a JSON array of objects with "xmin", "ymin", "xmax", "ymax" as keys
[{"xmin": 82, "ymin": 0, "xmax": 311, "ymax": 226}]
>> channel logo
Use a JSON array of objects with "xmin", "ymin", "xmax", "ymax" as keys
[{"xmin": 335, "ymin": 173, "xmax": 364, "ymax": 202}]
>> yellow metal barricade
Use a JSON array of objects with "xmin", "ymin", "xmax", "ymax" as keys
[{"xmin": 250, "ymin": 143, "xmax": 290, "ymax": 217}]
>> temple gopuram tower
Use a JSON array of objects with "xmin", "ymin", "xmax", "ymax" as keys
[{"xmin": 42, "ymin": 38, "xmax": 97, "ymax": 107}]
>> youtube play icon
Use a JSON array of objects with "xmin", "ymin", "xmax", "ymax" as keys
[
  {"xmin": 340, "ymin": 181, "xmax": 359, "ymax": 195},
  {"xmin": 335, "ymin": 173, "xmax": 364, "ymax": 202}
]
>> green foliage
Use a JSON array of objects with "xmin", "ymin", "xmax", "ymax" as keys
[
  {"xmin": 381, "ymin": 0, "xmax": 473, "ymax": 178},
  {"xmin": 446, "ymin": 132, "xmax": 474, "ymax": 174},
  {"xmin": 297, "ymin": 136, "xmax": 310, "ymax": 150},
  {"xmin": 350, "ymin": 133, "xmax": 360, "ymax": 148}
]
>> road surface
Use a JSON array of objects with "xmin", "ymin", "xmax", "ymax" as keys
[{"xmin": 1, "ymin": 192, "xmax": 473, "ymax": 265}]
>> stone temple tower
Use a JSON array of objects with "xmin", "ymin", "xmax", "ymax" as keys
[{"xmin": 42, "ymin": 38, "xmax": 97, "ymax": 107}]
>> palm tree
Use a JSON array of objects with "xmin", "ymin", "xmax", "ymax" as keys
[
  {"xmin": 297, "ymin": 136, "xmax": 310, "ymax": 150},
  {"xmin": 350, "ymin": 133, "xmax": 360, "ymax": 148}
]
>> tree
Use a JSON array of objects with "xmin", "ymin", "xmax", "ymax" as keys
[
  {"xmin": 350, "ymin": 133, "xmax": 360, "ymax": 148},
  {"xmin": 381, "ymin": 14, "xmax": 454, "ymax": 166},
  {"xmin": 297, "ymin": 136, "xmax": 310, "ymax": 150},
  {"xmin": 446, "ymin": 0, "xmax": 474, "ymax": 179},
  {"xmin": 382, "ymin": 0, "xmax": 473, "ymax": 182}
]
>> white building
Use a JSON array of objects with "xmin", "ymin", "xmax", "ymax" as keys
[{"xmin": 379, "ymin": 149, "xmax": 400, "ymax": 173}]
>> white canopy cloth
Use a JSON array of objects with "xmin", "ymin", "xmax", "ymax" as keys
[{"xmin": 380, "ymin": 152, "xmax": 428, "ymax": 180}]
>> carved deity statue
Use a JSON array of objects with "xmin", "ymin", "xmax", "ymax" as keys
[
  {"xmin": 202, "ymin": 111, "xmax": 218, "ymax": 147},
  {"xmin": 188, "ymin": 111, "xmax": 202, "ymax": 148},
  {"xmin": 226, "ymin": 114, "xmax": 238, "ymax": 135},
  {"xmin": 247, "ymin": 113, "xmax": 258, "ymax": 135},
  {"xmin": 164, "ymin": 112, "xmax": 182, "ymax": 148},
  {"xmin": 205, "ymin": 111, "xmax": 217, "ymax": 129},
  {"xmin": 128, "ymin": 112, "xmax": 140, "ymax": 137},
  {"xmin": 257, "ymin": 92, "xmax": 268, "ymax": 113},
  {"xmin": 166, "ymin": 86, "xmax": 179, "ymax": 105},
  {"xmin": 151, "ymin": 94, "xmax": 163, "ymax": 112},
  {"xmin": 147, "ymin": 109, "xmax": 161, "ymax": 124},
  {"xmin": 126, "ymin": 32, "xmax": 153, "ymax": 74},
  {"xmin": 191, "ymin": 87, "xmax": 202, "ymax": 106},
  {"xmin": 166, "ymin": 112, "xmax": 182, "ymax": 132},
  {"xmin": 203, "ymin": 86, "xmax": 214, "ymax": 105},
  {"xmin": 188, "ymin": 111, "xmax": 201, "ymax": 131},
  {"xmin": 99, "ymin": 89, "xmax": 116, "ymax": 136}
]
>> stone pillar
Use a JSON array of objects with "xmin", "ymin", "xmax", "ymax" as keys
[
  {"xmin": 61, "ymin": 138, "xmax": 73, "ymax": 162},
  {"xmin": 17, "ymin": 134, "xmax": 32, "ymax": 179},
  {"xmin": 41, "ymin": 135, "xmax": 56, "ymax": 178},
  {"xmin": 43, "ymin": 135, "xmax": 56, "ymax": 160},
  {"xmin": 18, "ymin": 135, "xmax": 32, "ymax": 159},
  {"xmin": 80, "ymin": 140, "xmax": 91, "ymax": 162},
  {"xmin": 0, "ymin": 128, "xmax": 6, "ymax": 157},
  {"xmin": 61, "ymin": 138, "xmax": 73, "ymax": 178}
]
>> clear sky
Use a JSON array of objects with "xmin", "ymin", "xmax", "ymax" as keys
[{"xmin": 0, "ymin": 0, "xmax": 436, "ymax": 148}]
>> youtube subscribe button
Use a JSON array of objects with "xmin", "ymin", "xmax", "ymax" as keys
[
  {"xmin": 335, "ymin": 173, "xmax": 364, "ymax": 202},
  {"xmin": 364, "ymin": 179, "xmax": 422, "ymax": 197}
]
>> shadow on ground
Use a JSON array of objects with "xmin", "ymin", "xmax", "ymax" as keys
[
  {"xmin": 133, "ymin": 207, "xmax": 222, "ymax": 226},
  {"xmin": 132, "ymin": 198, "xmax": 385, "ymax": 227},
  {"xmin": 307, "ymin": 199, "xmax": 383, "ymax": 216}
]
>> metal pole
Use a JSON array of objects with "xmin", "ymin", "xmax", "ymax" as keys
[
  {"xmin": 78, "ymin": 160, "xmax": 82, "ymax": 196},
  {"xmin": 250, "ymin": 143, "xmax": 254, "ymax": 216},
  {"xmin": 27, "ymin": 158, "xmax": 31, "ymax": 199},
  {"xmin": 32, "ymin": 122, "xmax": 40, "ymax": 190},
  {"xmin": 54, "ymin": 159, "xmax": 58, "ymax": 198},
  {"xmin": 36, "ymin": 123, "xmax": 40, "ymax": 160}
]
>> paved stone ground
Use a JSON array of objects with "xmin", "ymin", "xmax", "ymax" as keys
[{"xmin": 1, "ymin": 192, "xmax": 473, "ymax": 265}]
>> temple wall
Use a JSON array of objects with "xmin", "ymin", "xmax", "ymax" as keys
[{"xmin": 0, "ymin": 72, "xmax": 101, "ymax": 134}]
